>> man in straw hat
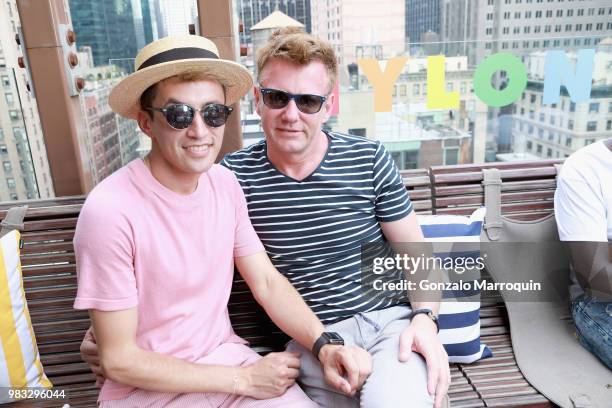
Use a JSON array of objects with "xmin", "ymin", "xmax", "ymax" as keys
[{"xmin": 73, "ymin": 34, "xmax": 367, "ymax": 407}]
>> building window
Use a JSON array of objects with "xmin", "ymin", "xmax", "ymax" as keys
[
  {"xmin": 543, "ymin": 40, "xmax": 550, "ymax": 47},
  {"xmin": 586, "ymin": 121, "xmax": 597, "ymax": 132},
  {"xmin": 565, "ymin": 137, "xmax": 572, "ymax": 147},
  {"xmin": 587, "ymin": 8, "xmax": 594, "ymax": 16},
  {"xmin": 504, "ymin": 11, "xmax": 511, "ymax": 19},
  {"xmin": 596, "ymin": 23, "xmax": 603, "ymax": 30},
  {"xmin": 556, "ymin": 9, "xmax": 563, "ymax": 17},
  {"xmin": 3, "ymin": 161, "xmax": 11, "ymax": 172},
  {"xmin": 539, "ymin": 112, "xmax": 545, "ymax": 122},
  {"xmin": 487, "ymin": 13, "xmax": 493, "ymax": 20},
  {"xmin": 568, "ymin": 119, "xmax": 574, "ymax": 130},
  {"xmin": 7, "ymin": 178, "xmax": 15, "ymax": 189},
  {"xmin": 514, "ymin": 12, "xmax": 521, "ymax": 18},
  {"xmin": 550, "ymin": 116, "xmax": 555, "ymax": 125},
  {"xmin": 525, "ymin": 11, "xmax": 532, "ymax": 18},
  {"xmin": 444, "ymin": 148, "xmax": 459, "ymax": 166},
  {"xmin": 513, "ymin": 27, "xmax": 520, "ymax": 34},
  {"xmin": 1, "ymin": 75, "xmax": 9, "ymax": 87},
  {"xmin": 9, "ymin": 110, "xmax": 19, "ymax": 120},
  {"xmin": 537, "ymin": 144, "xmax": 543, "ymax": 154},
  {"xmin": 503, "ymin": 27, "xmax": 510, "ymax": 34},
  {"xmin": 546, "ymin": 10, "xmax": 552, "ymax": 17},
  {"xmin": 486, "ymin": 27, "xmax": 493, "ymax": 35},
  {"xmin": 534, "ymin": 26, "xmax": 541, "ymax": 33},
  {"xmin": 0, "ymin": 145, "xmax": 7, "ymax": 154},
  {"xmin": 570, "ymin": 102, "xmax": 576, "ymax": 112},
  {"xmin": 547, "ymin": 148, "xmax": 552, "ymax": 158},
  {"xmin": 554, "ymin": 25, "xmax": 561, "ymax": 32},
  {"xmin": 413, "ymin": 83, "xmax": 420, "ymax": 95},
  {"xmin": 544, "ymin": 25, "xmax": 551, "ymax": 33},
  {"xmin": 446, "ymin": 82, "xmax": 453, "ymax": 92},
  {"xmin": 567, "ymin": 9, "xmax": 573, "ymax": 17},
  {"xmin": 589, "ymin": 102, "xmax": 600, "ymax": 113},
  {"xmin": 565, "ymin": 24, "xmax": 572, "ymax": 31},
  {"xmin": 607, "ymin": 120, "xmax": 612, "ymax": 131},
  {"xmin": 535, "ymin": 11, "xmax": 542, "ymax": 18},
  {"xmin": 527, "ymin": 141, "xmax": 533, "ymax": 150},
  {"xmin": 524, "ymin": 26, "xmax": 531, "ymax": 34},
  {"xmin": 577, "ymin": 9, "xmax": 584, "ymax": 17},
  {"xmin": 400, "ymin": 85, "xmax": 406, "ymax": 96},
  {"xmin": 585, "ymin": 23, "xmax": 592, "ymax": 30}
]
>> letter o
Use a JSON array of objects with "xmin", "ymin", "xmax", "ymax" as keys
[{"xmin": 473, "ymin": 53, "xmax": 527, "ymax": 107}]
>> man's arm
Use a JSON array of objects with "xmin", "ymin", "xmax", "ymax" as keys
[
  {"xmin": 554, "ymin": 171, "xmax": 611, "ymax": 300},
  {"xmin": 380, "ymin": 211, "xmax": 450, "ymax": 408},
  {"xmin": 235, "ymin": 252, "xmax": 372, "ymax": 395},
  {"xmin": 90, "ymin": 307, "xmax": 301, "ymax": 399}
]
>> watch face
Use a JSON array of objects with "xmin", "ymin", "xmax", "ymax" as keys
[{"xmin": 324, "ymin": 332, "xmax": 344, "ymax": 344}]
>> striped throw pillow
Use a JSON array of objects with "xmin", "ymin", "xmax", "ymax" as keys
[
  {"xmin": 417, "ymin": 207, "xmax": 493, "ymax": 364},
  {"xmin": 0, "ymin": 230, "xmax": 51, "ymax": 402}
]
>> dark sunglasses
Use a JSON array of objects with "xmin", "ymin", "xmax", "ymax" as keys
[
  {"xmin": 259, "ymin": 87, "xmax": 327, "ymax": 114},
  {"xmin": 146, "ymin": 103, "xmax": 233, "ymax": 129}
]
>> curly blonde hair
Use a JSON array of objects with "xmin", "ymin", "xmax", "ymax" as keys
[{"xmin": 257, "ymin": 27, "xmax": 338, "ymax": 92}]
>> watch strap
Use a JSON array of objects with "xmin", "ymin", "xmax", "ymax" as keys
[{"xmin": 408, "ymin": 308, "xmax": 440, "ymax": 333}]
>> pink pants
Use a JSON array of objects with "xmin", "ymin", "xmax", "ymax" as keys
[{"xmin": 100, "ymin": 344, "xmax": 317, "ymax": 408}]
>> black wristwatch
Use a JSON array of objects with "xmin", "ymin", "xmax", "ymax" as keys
[
  {"xmin": 312, "ymin": 332, "xmax": 344, "ymax": 360},
  {"xmin": 408, "ymin": 308, "xmax": 440, "ymax": 333}
]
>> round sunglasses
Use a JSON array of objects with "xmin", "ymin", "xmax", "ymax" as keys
[
  {"xmin": 259, "ymin": 87, "xmax": 328, "ymax": 114},
  {"xmin": 146, "ymin": 103, "xmax": 233, "ymax": 129}
]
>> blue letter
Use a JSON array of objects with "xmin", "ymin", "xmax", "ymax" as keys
[{"xmin": 543, "ymin": 49, "xmax": 595, "ymax": 104}]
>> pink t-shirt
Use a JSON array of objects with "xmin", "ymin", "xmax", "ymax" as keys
[{"xmin": 73, "ymin": 159, "xmax": 264, "ymax": 401}]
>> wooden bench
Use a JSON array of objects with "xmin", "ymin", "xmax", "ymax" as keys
[{"xmin": 4, "ymin": 160, "xmax": 563, "ymax": 407}]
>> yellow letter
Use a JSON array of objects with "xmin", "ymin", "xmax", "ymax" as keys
[
  {"xmin": 427, "ymin": 56, "xmax": 459, "ymax": 109},
  {"xmin": 358, "ymin": 57, "xmax": 408, "ymax": 112}
]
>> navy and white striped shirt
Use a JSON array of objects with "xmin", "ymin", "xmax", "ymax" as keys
[{"xmin": 221, "ymin": 131, "xmax": 413, "ymax": 324}]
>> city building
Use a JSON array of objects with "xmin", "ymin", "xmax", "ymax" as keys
[
  {"xmin": 69, "ymin": 0, "xmax": 142, "ymax": 70},
  {"xmin": 338, "ymin": 55, "xmax": 488, "ymax": 163},
  {"xmin": 310, "ymin": 0, "xmax": 406, "ymax": 67},
  {"xmin": 513, "ymin": 44, "xmax": 612, "ymax": 159},
  {"xmin": 156, "ymin": 0, "xmax": 198, "ymax": 37},
  {"xmin": 405, "ymin": 0, "xmax": 440, "ymax": 54},
  {"xmin": 79, "ymin": 51, "xmax": 141, "ymax": 185},
  {"xmin": 440, "ymin": 0, "xmax": 612, "ymax": 67},
  {"xmin": 237, "ymin": 0, "xmax": 311, "ymax": 45},
  {"xmin": 0, "ymin": 0, "xmax": 55, "ymax": 201}
]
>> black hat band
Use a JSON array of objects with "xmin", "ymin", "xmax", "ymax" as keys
[{"xmin": 138, "ymin": 47, "xmax": 219, "ymax": 71}]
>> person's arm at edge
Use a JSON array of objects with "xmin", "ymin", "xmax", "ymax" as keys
[{"xmin": 554, "ymin": 167, "xmax": 611, "ymax": 300}]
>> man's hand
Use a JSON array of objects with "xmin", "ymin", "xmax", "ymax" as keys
[
  {"xmin": 240, "ymin": 351, "xmax": 301, "ymax": 399},
  {"xmin": 319, "ymin": 345, "xmax": 372, "ymax": 396},
  {"xmin": 80, "ymin": 326, "xmax": 105, "ymax": 387},
  {"xmin": 399, "ymin": 315, "xmax": 450, "ymax": 408}
]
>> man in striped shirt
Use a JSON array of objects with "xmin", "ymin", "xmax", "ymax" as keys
[{"xmin": 220, "ymin": 28, "xmax": 450, "ymax": 408}]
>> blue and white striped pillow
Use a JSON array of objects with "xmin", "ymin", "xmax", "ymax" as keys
[{"xmin": 417, "ymin": 207, "xmax": 492, "ymax": 364}]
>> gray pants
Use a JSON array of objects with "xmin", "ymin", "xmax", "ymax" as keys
[{"xmin": 287, "ymin": 305, "xmax": 434, "ymax": 408}]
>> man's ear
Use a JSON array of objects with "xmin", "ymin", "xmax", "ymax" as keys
[
  {"xmin": 253, "ymin": 86, "xmax": 262, "ymax": 116},
  {"xmin": 322, "ymin": 91, "xmax": 335, "ymax": 122},
  {"xmin": 137, "ymin": 110, "xmax": 154, "ymax": 139}
]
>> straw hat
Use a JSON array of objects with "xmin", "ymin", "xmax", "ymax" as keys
[{"xmin": 109, "ymin": 35, "xmax": 253, "ymax": 119}]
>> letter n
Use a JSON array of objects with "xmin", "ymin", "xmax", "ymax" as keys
[{"xmin": 543, "ymin": 49, "xmax": 595, "ymax": 104}]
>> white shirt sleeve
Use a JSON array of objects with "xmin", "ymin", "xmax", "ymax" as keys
[{"xmin": 554, "ymin": 172, "xmax": 608, "ymax": 242}]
